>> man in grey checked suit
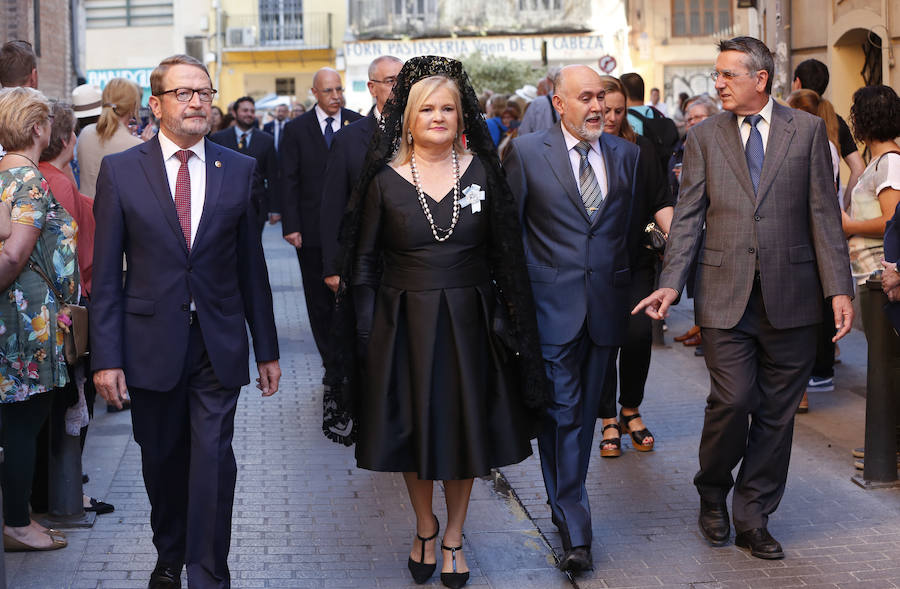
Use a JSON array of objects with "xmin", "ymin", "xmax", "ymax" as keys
[{"xmin": 635, "ymin": 37, "xmax": 854, "ymax": 559}]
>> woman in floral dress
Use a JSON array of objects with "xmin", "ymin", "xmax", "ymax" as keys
[{"xmin": 0, "ymin": 87, "xmax": 80, "ymax": 551}]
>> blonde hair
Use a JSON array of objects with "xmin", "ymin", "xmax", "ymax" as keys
[
  {"xmin": 96, "ymin": 78, "xmax": 142, "ymax": 142},
  {"xmin": 787, "ymin": 89, "xmax": 838, "ymax": 147},
  {"xmin": 392, "ymin": 75, "xmax": 467, "ymax": 166},
  {"xmin": 0, "ymin": 86, "xmax": 51, "ymax": 152},
  {"xmin": 598, "ymin": 75, "xmax": 637, "ymax": 144}
]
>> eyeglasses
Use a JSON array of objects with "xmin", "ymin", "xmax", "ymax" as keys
[
  {"xmin": 369, "ymin": 77, "xmax": 398, "ymax": 86},
  {"xmin": 316, "ymin": 86, "xmax": 344, "ymax": 95},
  {"xmin": 709, "ymin": 70, "xmax": 758, "ymax": 82},
  {"xmin": 156, "ymin": 88, "xmax": 218, "ymax": 102},
  {"xmin": 686, "ymin": 115, "xmax": 708, "ymax": 123}
]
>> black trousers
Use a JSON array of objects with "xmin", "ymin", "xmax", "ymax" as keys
[
  {"xmin": 600, "ymin": 256, "xmax": 657, "ymax": 418},
  {"xmin": 129, "ymin": 319, "xmax": 240, "ymax": 589},
  {"xmin": 0, "ymin": 390, "xmax": 53, "ymax": 526},
  {"xmin": 694, "ymin": 280, "xmax": 816, "ymax": 533},
  {"xmin": 811, "ymin": 298, "xmax": 836, "ymax": 379},
  {"xmin": 297, "ymin": 245, "xmax": 334, "ymax": 361}
]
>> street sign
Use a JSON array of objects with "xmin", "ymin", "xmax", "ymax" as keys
[{"xmin": 598, "ymin": 55, "xmax": 617, "ymax": 74}]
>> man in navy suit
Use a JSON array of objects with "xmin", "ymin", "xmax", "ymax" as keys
[
  {"xmin": 504, "ymin": 65, "xmax": 641, "ymax": 573},
  {"xmin": 91, "ymin": 55, "xmax": 281, "ymax": 589},
  {"xmin": 320, "ymin": 55, "xmax": 403, "ymax": 292},
  {"xmin": 209, "ymin": 96, "xmax": 280, "ymax": 232},
  {"xmin": 281, "ymin": 67, "xmax": 363, "ymax": 361},
  {"xmin": 262, "ymin": 103, "xmax": 290, "ymax": 152}
]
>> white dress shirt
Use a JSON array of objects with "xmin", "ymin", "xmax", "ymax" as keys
[
  {"xmin": 561, "ymin": 124, "xmax": 609, "ymax": 198},
  {"xmin": 158, "ymin": 130, "xmax": 206, "ymax": 249},
  {"xmin": 315, "ymin": 104, "xmax": 341, "ymax": 135},
  {"xmin": 737, "ymin": 96, "xmax": 774, "ymax": 154},
  {"xmin": 273, "ymin": 119, "xmax": 284, "ymax": 148}
]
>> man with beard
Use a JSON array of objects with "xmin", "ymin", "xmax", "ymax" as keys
[
  {"xmin": 91, "ymin": 54, "xmax": 281, "ymax": 589},
  {"xmin": 263, "ymin": 103, "xmax": 290, "ymax": 152},
  {"xmin": 320, "ymin": 55, "xmax": 403, "ymax": 293},
  {"xmin": 209, "ymin": 95, "xmax": 279, "ymax": 231},
  {"xmin": 281, "ymin": 67, "xmax": 363, "ymax": 361},
  {"xmin": 504, "ymin": 64, "xmax": 642, "ymax": 574}
]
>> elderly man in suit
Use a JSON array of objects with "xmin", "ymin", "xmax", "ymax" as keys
[
  {"xmin": 281, "ymin": 67, "xmax": 363, "ymax": 361},
  {"xmin": 504, "ymin": 64, "xmax": 642, "ymax": 574},
  {"xmin": 91, "ymin": 54, "xmax": 281, "ymax": 589},
  {"xmin": 208, "ymin": 95, "xmax": 280, "ymax": 232},
  {"xmin": 635, "ymin": 37, "xmax": 854, "ymax": 559},
  {"xmin": 320, "ymin": 55, "xmax": 403, "ymax": 293}
]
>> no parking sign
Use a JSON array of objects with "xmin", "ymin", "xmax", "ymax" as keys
[{"xmin": 598, "ymin": 55, "xmax": 617, "ymax": 73}]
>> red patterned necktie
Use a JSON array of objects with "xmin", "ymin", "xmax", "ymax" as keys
[{"xmin": 174, "ymin": 149, "xmax": 192, "ymax": 249}]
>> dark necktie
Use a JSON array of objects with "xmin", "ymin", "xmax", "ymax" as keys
[
  {"xmin": 573, "ymin": 140, "xmax": 603, "ymax": 218},
  {"xmin": 174, "ymin": 150, "xmax": 192, "ymax": 249},
  {"xmin": 744, "ymin": 114, "xmax": 764, "ymax": 194},
  {"xmin": 238, "ymin": 131, "xmax": 248, "ymax": 151},
  {"xmin": 324, "ymin": 116, "xmax": 334, "ymax": 148}
]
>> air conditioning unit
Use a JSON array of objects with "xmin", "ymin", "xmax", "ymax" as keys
[{"xmin": 226, "ymin": 27, "xmax": 256, "ymax": 47}]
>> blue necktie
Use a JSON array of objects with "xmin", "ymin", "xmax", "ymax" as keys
[
  {"xmin": 324, "ymin": 116, "xmax": 334, "ymax": 148},
  {"xmin": 744, "ymin": 114, "xmax": 764, "ymax": 195}
]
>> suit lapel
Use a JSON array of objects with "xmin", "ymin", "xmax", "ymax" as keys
[
  {"xmin": 138, "ymin": 136, "xmax": 189, "ymax": 255},
  {"xmin": 304, "ymin": 111, "xmax": 328, "ymax": 151},
  {"xmin": 544, "ymin": 125, "xmax": 590, "ymax": 223},
  {"xmin": 755, "ymin": 102, "xmax": 794, "ymax": 206},
  {"xmin": 590, "ymin": 134, "xmax": 618, "ymax": 225},
  {"xmin": 715, "ymin": 113, "xmax": 756, "ymax": 204},
  {"xmin": 192, "ymin": 138, "xmax": 223, "ymax": 252}
]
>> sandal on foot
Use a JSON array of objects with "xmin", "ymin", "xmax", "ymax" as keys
[
  {"xmin": 620, "ymin": 410, "xmax": 654, "ymax": 452},
  {"xmin": 407, "ymin": 514, "xmax": 439, "ymax": 584},
  {"xmin": 440, "ymin": 543, "xmax": 470, "ymax": 589},
  {"xmin": 599, "ymin": 423, "xmax": 622, "ymax": 458}
]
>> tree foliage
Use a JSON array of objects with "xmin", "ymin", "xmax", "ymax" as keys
[{"xmin": 460, "ymin": 51, "xmax": 541, "ymax": 95}]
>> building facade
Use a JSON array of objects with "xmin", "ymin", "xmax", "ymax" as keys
[
  {"xmin": 343, "ymin": 0, "xmax": 630, "ymax": 112},
  {"xmin": 208, "ymin": 0, "xmax": 346, "ymax": 109},
  {"xmin": 2, "ymin": 0, "xmax": 80, "ymax": 100}
]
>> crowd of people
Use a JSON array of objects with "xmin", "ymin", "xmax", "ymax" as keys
[{"xmin": 0, "ymin": 33, "xmax": 898, "ymax": 589}]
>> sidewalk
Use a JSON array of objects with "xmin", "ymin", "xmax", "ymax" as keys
[{"xmin": 5, "ymin": 224, "xmax": 899, "ymax": 588}]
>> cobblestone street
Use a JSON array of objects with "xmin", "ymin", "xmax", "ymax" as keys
[{"xmin": 6, "ymin": 224, "xmax": 900, "ymax": 588}]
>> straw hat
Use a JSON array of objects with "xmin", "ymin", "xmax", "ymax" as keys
[{"xmin": 71, "ymin": 84, "xmax": 103, "ymax": 118}]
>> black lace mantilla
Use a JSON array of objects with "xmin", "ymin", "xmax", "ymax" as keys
[{"xmin": 322, "ymin": 55, "xmax": 550, "ymax": 445}]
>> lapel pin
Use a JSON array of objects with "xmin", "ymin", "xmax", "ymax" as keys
[
  {"xmin": 343, "ymin": 119, "xmax": 349, "ymax": 126},
  {"xmin": 215, "ymin": 160, "xmax": 222, "ymax": 168}
]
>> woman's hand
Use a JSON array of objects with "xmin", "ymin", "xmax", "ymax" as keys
[{"xmin": 56, "ymin": 306, "xmax": 72, "ymax": 334}]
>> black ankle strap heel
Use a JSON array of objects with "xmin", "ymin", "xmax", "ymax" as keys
[
  {"xmin": 407, "ymin": 514, "xmax": 439, "ymax": 584},
  {"xmin": 440, "ymin": 543, "xmax": 470, "ymax": 589}
]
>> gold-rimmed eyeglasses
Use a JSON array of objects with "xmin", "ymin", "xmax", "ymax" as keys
[{"xmin": 709, "ymin": 70, "xmax": 757, "ymax": 82}]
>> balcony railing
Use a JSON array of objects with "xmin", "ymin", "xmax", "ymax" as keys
[{"xmin": 222, "ymin": 12, "xmax": 332, "ymax": 50}]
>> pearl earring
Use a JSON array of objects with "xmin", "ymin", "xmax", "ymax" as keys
[{"xmin": 407, "ymin": 130, "xmax": 413, "ymax": 144}]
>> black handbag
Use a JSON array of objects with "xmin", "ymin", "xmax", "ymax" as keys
[{"xmin": 643, "ymin": 222, "xmax": 668, "ymax": 254}]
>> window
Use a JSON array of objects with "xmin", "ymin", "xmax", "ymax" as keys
[
  {"xmin": 275, "ymin": 77, "xmax": 296, "ymax": 95},
  {"xmin": 85, "ymin": 0, "xmax": 174, "ymax": 28},
  {"xmin": 518, "ymin": 0, "xmax": 562, "ymax": 9},
  {"xmin": 259, "ymin": 0, "xmax": 303, "ymax": 46},
  {"xmin": 671, "ymin": 0, "xmax": 732, "ymax": 37},
  {"xmin": 184, "ymin": 37, "xmax": 204, "ymax": 62},
  {"xmin": 392, "ymin": 0, "xmax": 435, "ymax": 17}
]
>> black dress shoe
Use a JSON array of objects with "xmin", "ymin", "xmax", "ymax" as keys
[
  {"xmin": 558, "ymin": 545, "xmax": 592, "ymax": 573},
  {"xmin": 698, "ymin": 499, "xmax": 730, "ymax": 546},
  {"xmin": 735, "ymin": 528, "xmax": 784, "ymax": 560},
  {"xmin": 148, "ymin": 562, "xmax": 182, "ymax": 589}
]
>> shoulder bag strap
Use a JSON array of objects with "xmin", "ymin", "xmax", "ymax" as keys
[{"xmin": 27, "ymin": 260, "xmax": 65, "ymax": 303}]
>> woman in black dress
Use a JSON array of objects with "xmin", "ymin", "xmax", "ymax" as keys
[{"xmin": 322, "ymin": 57, "xmax": 548, "ymax": 588}]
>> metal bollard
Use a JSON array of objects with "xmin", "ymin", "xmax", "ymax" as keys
[
  {"xmin": 46, "ymin": 383, "xmax": 94, "ymax": 527},
  {"xmin": 852, "ymin": 275, "xmax": 900, "ymax": 489}
]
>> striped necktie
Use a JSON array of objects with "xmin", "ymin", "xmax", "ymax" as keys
[{"xmin": 573, "ymin": 140, "xmax": 603, "ymax": 217}]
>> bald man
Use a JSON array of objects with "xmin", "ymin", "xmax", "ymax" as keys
[
  {"xmin": 504, "ymin": 65, "xmax": 642, "ymax": 573},
  {"xmin": 280, "ymin": 67, "xmax": 363, "ymax": 361}
]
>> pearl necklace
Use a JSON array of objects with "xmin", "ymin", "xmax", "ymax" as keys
[{"xmin": 410, "ymin": 148, "xmax": 461, "ymax": 242}]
